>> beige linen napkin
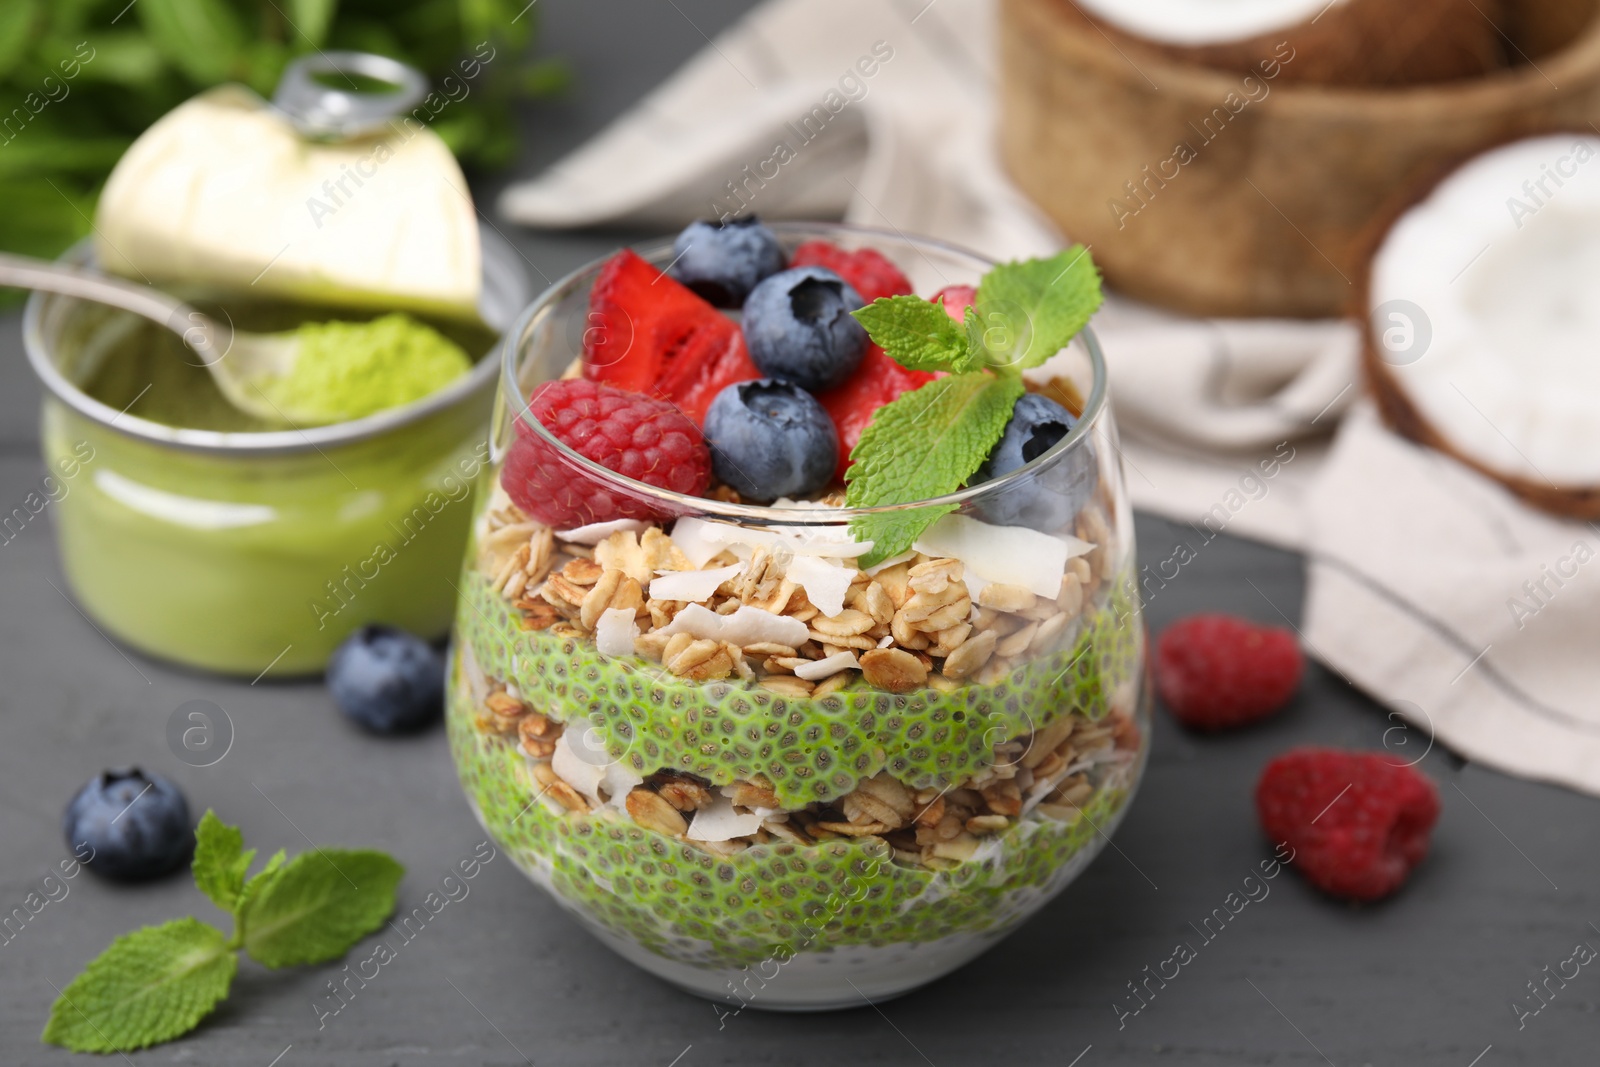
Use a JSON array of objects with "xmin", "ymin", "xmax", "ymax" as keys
[
  {"xmin": 499, "ymin": 0, "xmax": 1600, "ymax": 794},
  {"xmin": 1305, "ymin": 406, "xmax": 1600, "ymax": 796}
]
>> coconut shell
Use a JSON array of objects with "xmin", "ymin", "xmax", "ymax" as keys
[
  {"xmin": 1075, "ymin": 0, "xmax": 1507, "ymax": 87},
  {"xmin": 1000, "ymin": 0, "xmax": 1600, "ymax": 317},
  {"xmin": 1356, "ymin": 134, "xmax": 1600, "ymax": 520}
]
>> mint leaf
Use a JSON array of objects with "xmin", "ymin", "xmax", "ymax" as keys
[
  {"xmin": 240, "ymin": 850, "xmax": 403, "ymax": 969},
  {"xmin": 42, "ymin": 918, "xmax": 235, "ymax": 1053},
  {"xmin": 287, "ymin": 0, "xmax": 337, "ymax": 48},
  {"xmin": 192, "ymin": 811, "xmax": 254, "ymax": 913},
  {"xmin": 237, "ymin": 848, "xmax": 287, "ymax": 915},
  {"xmin": 233, "ymin": 848, "xmax": 287, "ymax": 938},
  {"xmin": 0, "ymin": 1, "xmax": 36, "ymax": 79},
  {"xmin": 846, "ymin": 372, "xmax": 1025, "ymax": 565},
  {"xmin": 851, "ymin": 295, "xmax": 982, "ymax": 373},
  {"xmin": 138, "ymin": 0, "xmax": 248, "ymax": 85},
  {"xmin": 975, "ymin": 246, "xmax": 1102, "ymax": 371}
]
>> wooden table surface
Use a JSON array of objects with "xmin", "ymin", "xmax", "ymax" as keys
[{"xmin": 2, "ymin": 3, "xmax": 1594, "ymax": 1063}]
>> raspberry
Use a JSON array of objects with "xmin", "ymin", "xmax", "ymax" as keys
[
  {"xmin": 501, "ymin": 380, "xmax": 711, "ymax": 528},
  {"xmin": 1256, "ymin": 748, "xmax": 1440, "ymax": 901},
  {"xmin": 1155, "ymin": 613, "xmax": 1303, "ymax": 729},
  {"xmin": 789, "ymin": 240, "xmax": 913, "ymax": 304},
  {"xmin": 931, "ymin": 284, "xmax": 977, "ymax": 319}
]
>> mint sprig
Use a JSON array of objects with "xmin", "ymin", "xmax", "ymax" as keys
[
  {"xmin": 41, "ymin": 918, "xmax": 236, "ymax": 1054},
  {"xmin": 191, "ymin": 811, "xmax": 254, "ymax": 912},
  {"xmin": 975, "ymin": 246, "xmax": 1101, "ymax": 371},
  {"xmin": 42, "ymin": 811, "xmax": 403, "ymax": 1053},
  {"xmin": 852, "ymin": 295, "xmax": 984, "ymax": 373},
  {"xmin": 845, "ymin": 247, "xmax": 1102, "ymax": 562},
  {"xmin": 846, "ymin": 374, "xmax": 1024, "ymax": 566},
  {"xmin": 242, "ymin": 851, "xmax": 407, "ymax": 968}
]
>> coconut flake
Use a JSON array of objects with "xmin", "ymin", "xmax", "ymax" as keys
[
  {"xmin": 864, "ymin": 550, "xmax": 915, "ymax": 576},
  {"xmin": 658, "ymin": 603, "xmax": 810, "ymax": 647},
  {"xmin": 794, "ymin": 651, "xmax": 859, "ymax": 681},
  {"xmin": 551, "ymin": 731, "xmax": 604, "ymax": 798},
  {"xmin": 555, "ymin": 518, "xmax": 649, "ymax": 545},
  {"xmin": 671, "ymin": 515, "xmax": 873, "ymax": 562},
  {"xmin": 668, "ymin": 516, "xmax": 726, "ymax": 568},
  {"xmin": 649, "ymin": 563, "xmax": 744, "ymax": 604},
  {"xmin": 787, "ymin": 554, "xmax": 855, "ymax": 617},
  {"xmin": 774, "ymin": 525, "xmax": 875, "ymax": 558},
  {"xmin": 685, "ymin": 796, "xmax": 766, "ymax": 842},
  {"xmin": 551, "ymin": 729, "xmax": 640, "ymax": 809},
  {"xmin": 594, "ymin": 607, "xmax": 639, "ymax": 657},
  {"xmin": 914, "ymin": 514, "xmax": 1079, "ymax": 598}
]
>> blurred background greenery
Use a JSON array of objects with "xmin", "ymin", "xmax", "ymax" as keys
[{"xmin": 0, "ymin": 0, "xmax": 566, "ymax": 261}]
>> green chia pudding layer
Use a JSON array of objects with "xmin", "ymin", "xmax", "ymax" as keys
[{"xmin": 447, "ymin": 486, "xmax": 1148, "ymax": 974}]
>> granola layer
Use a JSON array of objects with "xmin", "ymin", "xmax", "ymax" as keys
[
  {"xmin": 448, "ymin": 651, "xmax": 1143, "ymax": 968},
  {"xmin": 458, "ymin": 566, "xmax": 1138, "ymax": 808}
]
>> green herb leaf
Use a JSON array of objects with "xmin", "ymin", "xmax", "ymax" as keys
[
  {"xmin": 0, "ymin": 178, "xmax": 92, "ymax": 263},
  {"xmin": 138, "ymin": 0, "xmax": 246, "ymax": 85},
  {"xmin": 519, "ymin": 56, "xmax": 572, "ymax": 96},
  {"xmin": 286, "ymin": 0, "xmax": 337, "ymax": 49},
  {"xmin": 0, "ymin": 0, "xmax": 38, "ymax": 79},
  {"xmin": 240, "ymin": 850, "xmax": 403, "ymax": 969},
  {"xmin": 845, "ymin": 372, "xmax": 1025, "ymax": 565},
  {"xmin": 41, "ymin": 918, "xmax": 235, "ymax": 1053},
  {"xmin": 191, "ymin": 811, "xmax": 254, "ymax": 914},
  {"xmin": 974, "ymin": 245, "xmax": 1102, "ymax": 371},
  {"xmin": 851, "ymin": 294, "xmax": 980, "ymax": 373},
  {"xmin": 238, "ymin": 847, "xmax": 288, "ymax": 913},
  {"xmin": 71, "ymin": 31, "xmax": 166, "ymax": 85}
]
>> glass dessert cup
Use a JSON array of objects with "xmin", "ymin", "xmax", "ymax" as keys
[
  {"xmin": 448, "ymin": 224, "xmax": 1148, "ymax": 1010},
  {"xmin": 22, "ymin": 226, "xmax": 530, "ymax": 676}
]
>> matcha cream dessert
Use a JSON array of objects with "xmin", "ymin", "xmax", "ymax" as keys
[
  {"xmin": 51, "ymin": 307, "xmax": 493, "ymax": 674},
  {"xmin": 449, "ymin": 224, "xmax": 1148, "ymax": 1007}
]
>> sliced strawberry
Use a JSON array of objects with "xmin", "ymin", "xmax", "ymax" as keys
[
  {"xmin": 790, "ymin": 240, "xmax": 913, "ymax": 304},
  {"xmin": 932, "ymin": 284, "xmax": 977, "ymax": 320},
  {"xmin": 583, "ymin": 249, "xmax": 759, "ymax": 422},
  {"xmin": 657, "ymin": 330, "xmax": 761, "ymax": 425},
  {"xmin": 817, "ymin": 344, "xmax": 936, "ymax": 483}
]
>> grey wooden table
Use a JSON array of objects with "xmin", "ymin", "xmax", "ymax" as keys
[{"xmin": 2, "ymin": 3, "xmax": 1594, "ymax": 1064}]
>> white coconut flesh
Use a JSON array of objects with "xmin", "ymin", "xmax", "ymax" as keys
[
  {"xmin": 1071, "ymin": 0, "xmax": 1336, "ymax": 46},
  {"xmin": 1370, "ymin": 134, "xmax": 1600, "ymax": 489}
]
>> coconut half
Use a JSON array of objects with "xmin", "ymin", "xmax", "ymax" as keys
[
  {"xmin": 1364, "ymin": 133, "xmax": 1600, "ymax": 518},
  {"xmin": 1067, "ymin": 0, "xmax": 1505, "ymax": 85}
]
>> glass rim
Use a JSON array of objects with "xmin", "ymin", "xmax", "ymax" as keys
[
  {"xmin": 500, "ymin": 221, "xmax": 1109, "ymax": 525},
  {"xmin": 21, "ymin": 225, "xmax": 523, "ymax": 457}
]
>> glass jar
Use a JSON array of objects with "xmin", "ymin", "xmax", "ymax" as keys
[
  {"xmin": 449, "ymin": 224, "xmax": 1147, "ymax": 1009},
  {"xmin": 23, "ymin": 228, "xmax": 530, "ymax": 676}
]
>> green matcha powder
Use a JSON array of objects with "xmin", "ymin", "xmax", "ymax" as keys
[{"xmin": 265, "ymin": 313, "xmax": 472, "ymax": 423}]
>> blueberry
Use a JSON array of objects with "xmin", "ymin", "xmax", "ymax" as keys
[
  {"xmin": 669, "ymin": 216, "xmax": 787, "ymax": 307},
  {"xmin": 703, "ymin": 379, "xmax": 839, "ymax": 502},
  {"xmin": 63, "ymin": 768, "xmax": 192, "ymax": 881},
  {"xmin": 742, "ymin": 266, "xmax": 869, "ymax": 392},
  {"xmin": 972, "ymin": 393, "xmax": 1099, "ymax": 531},
  {"xmin": 327, "ymin": 625, "xmax": 445, "ymax": 734}
]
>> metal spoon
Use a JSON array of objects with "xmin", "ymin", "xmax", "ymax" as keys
[{"xmin": 0, "ymin": 252, "xmax": 307, "ymax": 425}]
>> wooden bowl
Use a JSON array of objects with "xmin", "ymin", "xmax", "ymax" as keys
[{"xmin": 999, "ymin": 0, "xmax": 1600, "ymax": 317}]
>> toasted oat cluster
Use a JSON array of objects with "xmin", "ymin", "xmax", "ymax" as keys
[
  {"xmin": 473, "ymin": 681, "xmax": 1139, "ymax": 870},
  {"xmin": 475, "ymin": 491, "xmax": 1113, "ymax": 699}
]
